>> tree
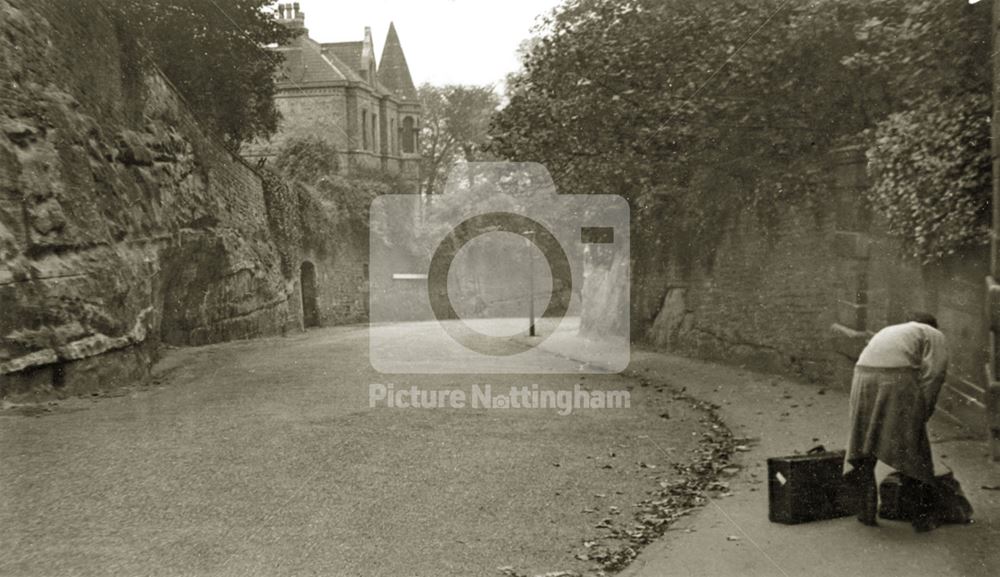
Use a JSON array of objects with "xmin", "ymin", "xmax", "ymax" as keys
[
  {"xmin": 490, "ymin": 0, "xmax": 991, "ymax": 263},
  {"xmin": 848, "ymin": 0, "xmax": 992, "ymax": 262},
  {"xmin": 419, "ymin": 84, "xmax": 500, "ymax": 195},
  {"xmin": 115, "ymin": 0, "xmax": 292, "ymax": 150},
  {"xmin": 491, "ymin": 0, "xmax": 870, "ymax": 245}
]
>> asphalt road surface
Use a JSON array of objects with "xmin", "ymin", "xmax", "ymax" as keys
[{"xmin": 0, "ymin": 324, "xmax": 708, "ymax": 577}]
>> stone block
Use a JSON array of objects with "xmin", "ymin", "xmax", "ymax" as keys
[{"xmin": 836, "ymin": 300, "xmax": 866, "ymax": 330}]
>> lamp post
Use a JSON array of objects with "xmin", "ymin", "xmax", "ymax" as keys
[{"xmin": 524, "ymin": 231, "xmax": 536, "ymax": 337}]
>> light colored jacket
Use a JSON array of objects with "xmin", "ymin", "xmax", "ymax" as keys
[{"xmin": 857, "ymin": 321, "xmax": 949, "ymax": 418}]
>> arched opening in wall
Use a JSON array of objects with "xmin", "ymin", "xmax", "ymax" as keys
[
  {"xmin": 300, "ymin": 261, "xmax": 320, "ymax": 328},
  {"xmin": 402, "ymin": 116, "xmax": 415, "ymax": 153}
]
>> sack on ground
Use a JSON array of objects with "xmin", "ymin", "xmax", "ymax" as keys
[{"xmin": 878, "ymin": 471, "xmax": 973, "ymax": 524}]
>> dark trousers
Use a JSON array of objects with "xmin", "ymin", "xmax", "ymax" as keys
[
  {"xmin": 902, "ymin": 474, "xmax": 937, "ymax": 526},
  {"xmin": 854, "ymin": 457, "xmax": 878, "ymax": 522},
  {"xmin": 853, "ymin": 457, "xmax": 936, "ymax": 526}
]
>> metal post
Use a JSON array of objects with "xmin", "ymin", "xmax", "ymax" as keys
[{"xmin": 528, "ymin": 238, "xmax": 536, "ymax": 337}]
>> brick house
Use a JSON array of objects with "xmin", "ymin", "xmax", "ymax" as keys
[{"xmin": 244, "ymin": 3, "xmax": 421, "ymax": 192}]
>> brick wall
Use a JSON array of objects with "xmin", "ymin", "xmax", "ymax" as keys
[
  {"xmin": 640, "ymin": 195, "xmax": 844, "ymax": 383},
  {"xmin": 298, "ymin": 233, "xmax": 370, "ymax": 327},
  {"xmin": 634, "ymin": 146, "xmax": 990, "ymax": 433}
]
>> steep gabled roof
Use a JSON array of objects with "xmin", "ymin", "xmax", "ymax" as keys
[
  {"xmin": 322, "ymin": 42, "xmax": 363, "ymax": 76},
  {"xmin": 276, "ymin": 35, "xmax": 354, "ymax": 87},
  {"xmin": 378, "ymin": 22, "xmax": 418, "ymax": 103}
]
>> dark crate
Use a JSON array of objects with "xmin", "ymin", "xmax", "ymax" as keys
[{"xmin": 768, "ymin": 449, "xmax": 858, "ymax": 524}]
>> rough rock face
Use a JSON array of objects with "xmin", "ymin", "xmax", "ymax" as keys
[
  {"xmin": 647, "ymin": 288, "xmax": 693, "ymax": 348},
  {"xmin": 0, "ymin": 0, "xmax": 297, "ymax": 398}
]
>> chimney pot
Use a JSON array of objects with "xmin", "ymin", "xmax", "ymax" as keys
[{"xmin": 293, "ymin": 2, "xmax": 300, "ymax": 17}]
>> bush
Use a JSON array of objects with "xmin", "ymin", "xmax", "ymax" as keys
[
  {"xmin": 269, "ymin": 137, "xmax": 402, "ymax": 264},
  {"xmin": 866, "ymin": 93, "xmax": 991, "ymax": 263}
]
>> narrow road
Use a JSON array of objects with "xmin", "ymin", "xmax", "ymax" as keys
[{"xmin": 0, "ymin": 325, "xmax": 708, "ymax": 577}]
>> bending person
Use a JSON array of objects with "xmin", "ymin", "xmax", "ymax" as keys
[{"xmin": 846, "ymin": 312, "xmax": 948, "ymax": 532}]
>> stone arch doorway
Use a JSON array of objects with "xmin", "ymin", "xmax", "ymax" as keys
[{"xmin": 300, "ymin": 261, "xmax": 320, "ymax": 328}]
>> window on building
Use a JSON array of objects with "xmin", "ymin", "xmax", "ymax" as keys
[
  {"xmin": 402, "ymin": 116, "xmax": 416, "ymax": 154},
  {"xmin": 390, "ymin": 119, "xmax": 396, "ymax": 154},
  {"xmin": 373, "ymin": 113, "xmax": 379, "ymax": 152},
  {"xmin": 361, "ymin": 109, "xmax": 368, "ymax": 150}
]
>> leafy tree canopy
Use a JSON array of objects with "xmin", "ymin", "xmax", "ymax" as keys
[
  {"xmin": 491, "ymin": 0, "xmax": 991, "ymax": 262},
  {"xmin": 419, "ymin": 84, "xmax": 500, "ymax": 195},
  {"xmin": 114, "ymin": 0, "xmax": 292, "ymax": 150}
]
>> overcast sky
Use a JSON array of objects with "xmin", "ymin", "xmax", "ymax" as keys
[{"xmin": 290, "ymin": 0, "xmax": 564, "ymax": 91}]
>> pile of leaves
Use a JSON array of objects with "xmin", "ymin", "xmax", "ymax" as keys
[{"xmin": 573, "ymin": 387, "xmax": 738, "ymax": 575}]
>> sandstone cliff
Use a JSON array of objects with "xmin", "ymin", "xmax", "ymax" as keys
[{"xmin": 0, "ymin": 0, "xmax": 300, "ymax": 398}]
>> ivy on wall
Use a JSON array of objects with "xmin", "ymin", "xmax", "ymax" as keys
[
  {"xmin": 259, "ymin": 169, "xmax": 303, "ymax": 279},
  {"xmin": 263, "ymin": 136, "xmax": 403, "ymax": 277},
  {"xmin": 866, "ymin": 93, "xmax": 991, "ymax": 263}
]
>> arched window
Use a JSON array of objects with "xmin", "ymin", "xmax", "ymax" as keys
[
  {"xmin": 361, "ymin": 109, "xmax": 368, "ymax": 150},
  {"xmin": 402, "ymin": 116, "xmax": 416, "ymax": 154}
]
